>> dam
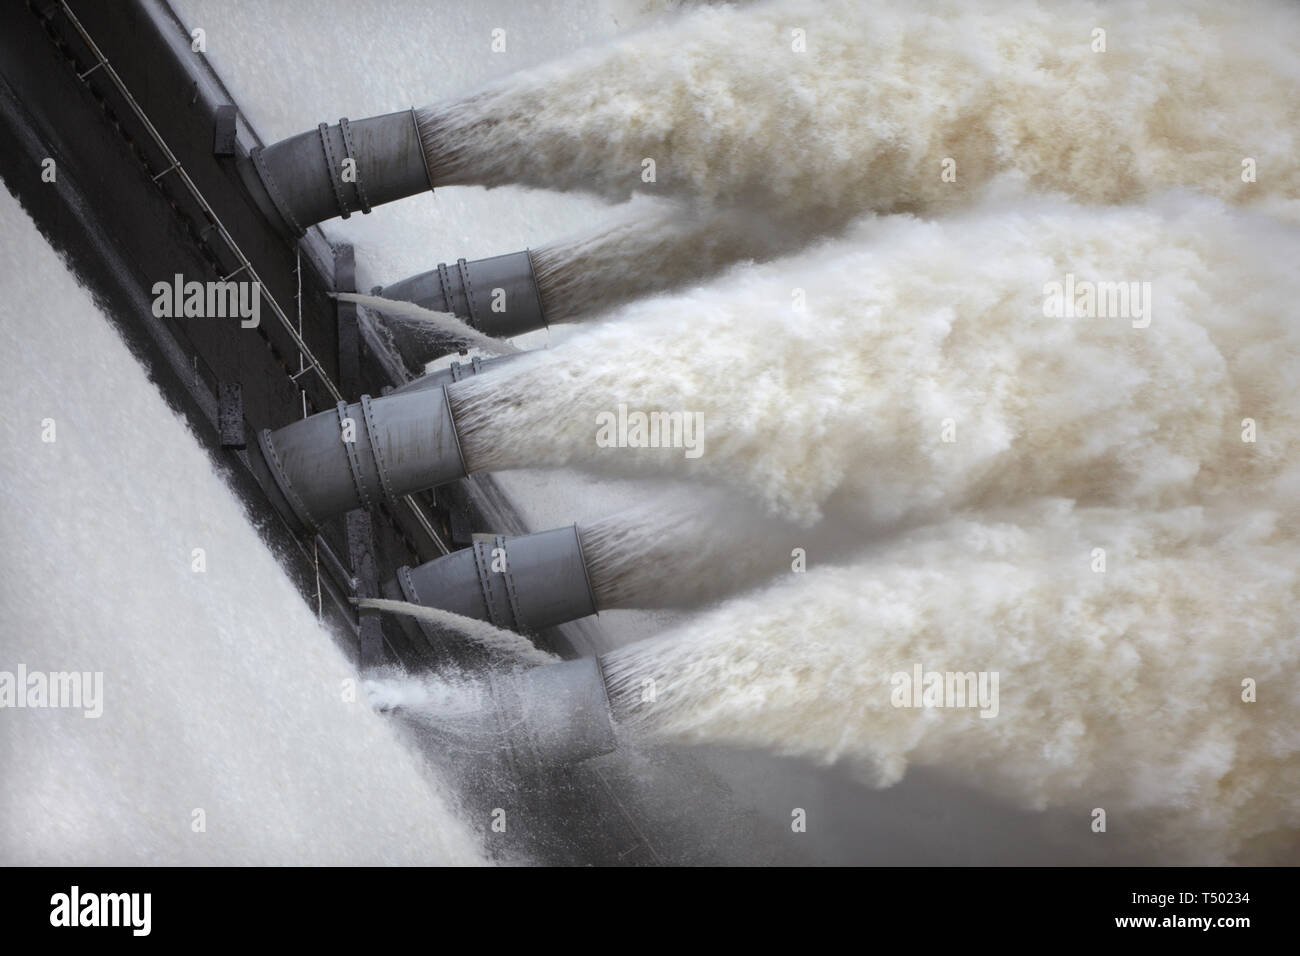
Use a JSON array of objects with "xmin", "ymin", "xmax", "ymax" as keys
[{"xmin": 2, "ymin": 0, "xmax": 1296, "ymax": 868}]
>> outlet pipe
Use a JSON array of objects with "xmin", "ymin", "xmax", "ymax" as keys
[
  {"xmin": 374, "ymin": 251, "xmax": 547, "ymax": 340},
  {"xmin": 487, "ymin": 656, "xmax": 618, "ymax": 767},
  {"xmin": 395, "ymin": 525, "xmax": 598, "ymax": 634},
  {"xmin": 256, "ymin": 384, "xmax": 466, "ymax": 533},
  {"xmin": 238, "ymin": 110, "xmax": 432, "ymax": 238},
  {"xmin": 390, "ymin": 354, "xmax": 521, "ymax": 395}
]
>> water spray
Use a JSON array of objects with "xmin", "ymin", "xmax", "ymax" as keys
[
  {"xmin": 388, "ymin": 496, "xmax": 802, "ymax": 634},
  {"xmin": 369, "ymin": 251, "xmax": 548, "ymax": 347},
  {"xmin": 369, "ymin": 205, "xmax": 798, "ymax": 368},
  {"xmin": 239, "ymin": 1, "xmax": 1300, "ymax": 243}
]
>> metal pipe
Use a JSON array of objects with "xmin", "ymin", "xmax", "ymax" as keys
[
  {"xmin": 389, "ymin": 354, "xmax": 522, "ymax": 395},
  {"xmin": 374, "ymin": 250, "xmax": 548, "ymax": 339},
  {"xmin": 395, "ymin": 525, "xmax": 598, "ymax": 633},
  {"xmin": 239, "ymin": 110, "xmax": 432, "ymax": 238},
  {"xmin": 487, "ymin": 657, "xmax": 618, "ymax": 766},
  {"xmin": 257, "ymin": 384, "xmax": 466, "ymax": 533}
]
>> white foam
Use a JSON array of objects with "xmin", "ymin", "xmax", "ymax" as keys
[
  {"xmin": 339, "ymin": 293, "xmax": 522, "ymax": 356},
  {"xmin": 356, "ymin": 598, "xmax": 557, "ymax": 665},
  {"xmin": 604, "ymin": 499, "xmax": 1300, "ymax": 863},
  {"xmin": 581, "ymin": 490, "xmax": 807, "ymax": 609},
  {"xmin": 419, "ymin": 0, "xmax": 1300, "ymax": 224},
  {"xmin": 452, "ymin": 198, "xmax": 1300, "ymax": 528}
]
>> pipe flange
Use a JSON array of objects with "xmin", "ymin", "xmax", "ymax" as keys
[
  {"xmin": 496, "ymin": 534, "xmax": 527, "ymax": 631},
  {"xmin": 523, "ymin": 249, "xmax": 551, "ymax": 329},
  {"xmin": 409, "ymin": 106, "xmax": 436, "ymax": 191},
  {"xmin": 336, "ymin": 117, "xmax": 372, "ymax": 214},
  {"xmin": 571, "ymin": 524, "xmax": 601, "ymax": 618},
  {"xmin": 436, "ymin": 261, "xmax": 454, "ymax": 315},
  {"xmin": 336, "ymin": 401, "xmax": 372, "ymax": 511},
  {"xmin": 472, "ymin": 539, "xmax": 512, "ymax": 630},
  {"xmin": 359, "ymin": 394, "xmax": 397, "ymax": 504},
  {"xmin": 317, "ymin": 121, "xmax": 351, "ymax": 220},
  {"xmin": 457, "ymin": 257, "xmax": 479, "ymax": 329},
  {"xmin": 396, "ymin": 564, "xmax": 420, "ymax": 604},
  {"xmin": 440, "ymin": 384, "xmax": 470, "ymax": 477}
]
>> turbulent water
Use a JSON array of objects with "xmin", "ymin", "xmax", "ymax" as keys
[
  {"xmin": 356, "ymin": 598, "xmax": 557, "ymax": 665},
  {"xmin": 419, "ymin": 0, "xmax": 1300, "ymax": 332},
  {"xmin": 0, "ymin": 187, "xmax": 484, "ymax": 865},
  {"xmin": 418, "ymin": 0, "xmax": 1300, "ymax": 223},
  {"xmin": 450, "ymin": 198, "xmax": 1299, "ymax": 528},
  {"xmin": 530, "ymin": 199, "xmax": 802, "ymax": 323},
  {"xmin": 150, "ymin": 0, "xmax": 1298, "ymax": 864},
  {"xmin": 339, "ymin": 293, "xmax": 521, "ymax": 356},
  {"xmin": 580, "ymin": 490, "xmax": 825, "ymax": 609},
  {"xmin": 603, "ymin": 499, "xmax": 1300, "ymax": 863},
  {"xmin": 453, "ymin": 194, "xmax": 1300, "ymax": 861}
]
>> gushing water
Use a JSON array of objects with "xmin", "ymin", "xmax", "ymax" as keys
[
  {"xmin": 450, "ymin": 198, "xmax": 1300, "ymax": 528},
  {"xmin": 151, "ymin": 0, "xmax": 1299, "ymax": 865},
  {"xmin": 601, "ymin": 498, "xmax": 1300, "ymax": 863},
  {"xmin": 530, "ymin": 200, "xmax": 803, "ymax": 323},
  {"xmin": 418, "ymin": 0, "xmax": 1300, "ymax": 225},
  {"xmin": 363, "ymin": 668, "xmax": 487, "ymax": 718},
  {"xmin": 358, "ymin": 667, "xmax": 509, "ymax": 763},
  {"xmin": 356, "ymin": 598, "xmax": 558, "ymax": 665},
  {"xmin": 580, "ymin": 490, "xmax": 812, "ymax": 609},
  {"xmin": 338, "ymin": 292, "xmax": 521, "ymax": 356}
]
